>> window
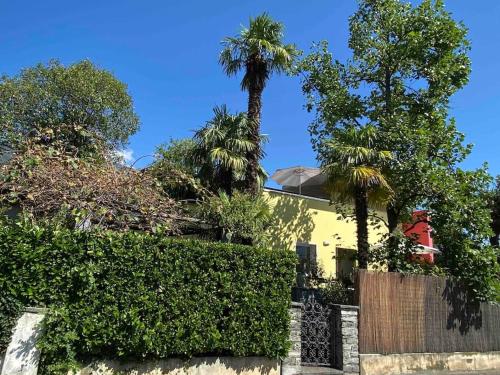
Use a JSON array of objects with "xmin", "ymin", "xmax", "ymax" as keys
[
  {"xmin": 336, "ymin": 247, "xmax": 356, "ymax": 281},
  {"xmin": 295, "ymin": 243, "xmax": 317, "ymax": 287}
]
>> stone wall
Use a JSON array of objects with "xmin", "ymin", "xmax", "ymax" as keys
[
  {"xmin": 360, "ymin": 351, "xmax": 500, "ymax": 375},
  {"xmin": 281, "ymin": 302, "xmax": 302, "ymax": 375},
  {"xmin": 74, "ymin": 357, "xmax": 279, "ymax": 375},
  {"xmin": 332, "ymin": 304, "xmax": 359, "ymax": 375},
  {"xmin": 1, "ymin": 308, "xmax": 46, "ymax": 375}
]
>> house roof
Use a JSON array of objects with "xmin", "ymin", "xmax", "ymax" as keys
[{"xmin": 263, "ymin": 186, "xmax": 331, "ymax": 203}]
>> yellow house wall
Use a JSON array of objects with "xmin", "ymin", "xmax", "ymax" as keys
[{"xmin": 264, "ymin": 188, "xmax": 387, "ymax": 278}]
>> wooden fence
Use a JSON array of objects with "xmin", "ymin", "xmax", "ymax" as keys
[{"xmin": 356, "ymin": 270, "xmax": 500, "ymax": 354}]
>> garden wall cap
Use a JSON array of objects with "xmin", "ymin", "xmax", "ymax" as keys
[{"xmin": 331, "ymin": 304, "xmax": 359, "ymax": 310}]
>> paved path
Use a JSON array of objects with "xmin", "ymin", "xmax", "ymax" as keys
[
  {"xmin": 297, "ymin": 366, "xmax": 342, "ymax": 374},
  {"xmin": 289, "ymin": 366, "xmax": 500, "ymax": 375},
  {"xmin": 401, "ymin": 371, "xmax": 499, "ymax": 375}
]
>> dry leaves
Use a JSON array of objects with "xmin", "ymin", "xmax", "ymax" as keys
[{"xmin": 0, "ymin": 144, "xmax": 182, "ymax": 232}]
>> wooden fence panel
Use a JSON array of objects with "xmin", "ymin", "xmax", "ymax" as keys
[{"xmin": 357, "ymin": 270, "xmax": 500, "ymax": 354}]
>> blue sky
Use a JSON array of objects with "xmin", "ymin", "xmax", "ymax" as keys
[{"xmin": 2, "ymin": 1, "xmax": 499, "ymax": 188}]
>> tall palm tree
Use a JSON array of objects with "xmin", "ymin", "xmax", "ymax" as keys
[
  {"xmin": 322, "ymin": 125, "xmax": 393, "ymax": 269},
  {"xmin": 220, "ymin": 13, "xmax": 298, "ymax": 195},
  {"xmin": 193, "ymin": 105, "xmax": 266, "ymax": 195}
]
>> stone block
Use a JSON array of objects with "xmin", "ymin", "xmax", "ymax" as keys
[{"xmin": 1, "ymin": 308, "xmax": 46, "ymax": 375}]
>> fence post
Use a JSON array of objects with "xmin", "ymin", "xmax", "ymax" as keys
[
  {"xmin": 281, "ymin": 302, "xmax": 302, "ymax": 375},
  {"xmin": 332, "ymin": 304, "xmax": 360, "ymax": 375}
]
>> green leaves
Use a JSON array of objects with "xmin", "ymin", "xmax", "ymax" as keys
[
  {"xmin": 295, "ymin": 0, "xmax": 499, "ymax": 295},
  {"xmin": 196, "ymin": 191, "xmax": 273, "ymax": 247},
  {"xmin": 220, "ymin": 13, "xmax": 299, "ymax": 89},
  {"xmin": 0, "ymin": 219, "xmax": 296, "ymax": 373},
  {"xmin": 0, "ymin": 60, "xmax": 139, "ymax": 153},
  {"xmin": 191, "ymin": 105, "xmax": 267, "ymax": 195},
  {"xmin": 322, "ymin": 125, "xmax": 393, "ymax": 206},
  {"xmin": 428, "ymin": 167, "xmax": 500, "ymax": 301}
]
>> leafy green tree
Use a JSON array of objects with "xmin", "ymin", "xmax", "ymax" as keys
[
  {"xmin": 150, "ymin": 139, "xmax": 207, "ymax": 201},
  {"xmin": 193, "ymin": 105, "xmax": 266, "ymax": 195},
  {"xmin": 322, "ymin": 125, "xmax": 392, "ymax": 269},
  {"xmin": 429, "ymin": 168, "xmax": 499, "ymax": 301},
  {"xmin": 155, "ymin": 138, "xmax": 198, "ymax": 176},
  {"xmin": 350, "ymin": 0, "xmax": 470, "ymax": 236},
  {"xmin": 220, "ymin": 13, "xmax": 298, "ymax": 195},
  {"xmin": 298, "ymin": 0, "xmax": 471, "ymax": 238},
  {"xmin": 196, "ymin": 191, "xmax": 272, "ymax": 246},
  {"xmin": 0, "ymin": 60, "xmax": 139, "ymax": 153}
]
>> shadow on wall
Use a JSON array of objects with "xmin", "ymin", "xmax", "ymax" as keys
[
  {"xmin": 75, "ymin": 357, "xmax": 279, "ymax": 375},
  {"xmin": 443, "ymin": 279, "xmax": 482, "ymax": 335},
  {"xmin": 268, "ymin": 194, "xmax": 316, "ymax": 251}
]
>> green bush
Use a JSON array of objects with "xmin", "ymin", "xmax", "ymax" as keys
[
  {"xmin": 0, "ymin": 219, "xmax": 296, "ymax": 373},
  {"xmin": 320, "ymin": 278, "xmax": 351, "ymax": 305},
  {"xmin": 196, "ymin": 191, "xmax": 272, "ymax": 246},
  {"xmin": 0, "ymin": 294, "xmax": 22, "ymax": 353}
]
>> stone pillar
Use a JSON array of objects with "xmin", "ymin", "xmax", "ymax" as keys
[
  {"xmin": 281, "ymin": 302, "xmax": 302, "ymax": 375},
  {"xmin": 332, "ymin": 304, "xmax": 359, "ymax": 375},
  {"xmin": 1, "ymin": 307, "xmax": 47, "ymax": 375}
]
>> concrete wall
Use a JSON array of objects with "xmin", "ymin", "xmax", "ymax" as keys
[
  {"xmin": 264, "ymin": 189, "xmax": 387, "ymax": 278},
  {"xmin": 281, "ymin": 303, "xmax": 302, "ymax": 375},
  {"xmin": 1, "ymin": 308, "xmax": 46, "ymax": 375},
  {"xmin": 360, "ymin": 351, "xmax": 500, "ymax": 375},
  {"xmin": 74, "ymin": 357, "xmax": 279, "ymax": 375}
]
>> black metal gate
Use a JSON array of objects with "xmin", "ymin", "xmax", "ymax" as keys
[{"xmin": 300, "ymin": 294, "xmax": 333, "ymax": 366}]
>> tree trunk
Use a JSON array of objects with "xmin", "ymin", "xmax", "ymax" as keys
[
  {"xmin": 489, "ymin": 234, "xmax": 499, "ymax": 247},
  {"xmin": 354, "ymin": 187, "xmax": 370, "ymax": 269},
  {"xmin": 387, "ymin": 205, "xmax": 399, "ymax": 233},
  {"xmin": 386, "ymin": 204, "xmax": 399, "ymax": 271},
  {"xmin": 384, "ymin": 66, "xmax": 400, "ymax": 272},
  {"xmin": 245, "ymin": 58, "xmax": 266, "ymax": 196}
]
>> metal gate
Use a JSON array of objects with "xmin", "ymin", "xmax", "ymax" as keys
[{"xmin": 300, "ymin": 294, "xmax": 333, "ymax": 366}]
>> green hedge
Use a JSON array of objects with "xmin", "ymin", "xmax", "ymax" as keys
[{"xmin": 0, "ymin": 220, "xmax": 296, "ymax": 373}]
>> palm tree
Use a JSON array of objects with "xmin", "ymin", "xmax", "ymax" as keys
[
  {"xmin": 220, "ymin": 13, "xmax": 298, "ymax": 195},
  {"xmin": 193, "ymin": 105, "xmax": 266, "ymax": 195},
  {"xmin": 322, "ymin": 125, "xmax": 393, "ymax": 269}
]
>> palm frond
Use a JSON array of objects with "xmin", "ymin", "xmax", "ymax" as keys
[
  {"xmin": 220, "ymin": 13, "xmax": 298, "ymax": 83},
  {"xmin": 193, "ymin": 105, "xmax": 267, "ymax": 191},
  {"xmin": 322, "ymin": 125, "xmax": 393, "ymax": 206},
  {"xmin": 209, "ymin": 147, "xmax": 247, "ymax": 171}
]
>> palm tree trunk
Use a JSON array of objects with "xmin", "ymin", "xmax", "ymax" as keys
[
  {"xmin": 245, "ymin": 85, "xmax": 263, "ymax": 195},
  {"xmin": 354, "ymin": 187, "xmax": 370, "ymax": 269},
  {"xmin": 245, "ymin": 59, "xmax": 265, "ymax": 196}
]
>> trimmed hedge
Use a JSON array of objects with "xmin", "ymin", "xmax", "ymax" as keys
[{"xmin": 0, "ymin": 220, "xmax": 296, "ymax": 373}]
